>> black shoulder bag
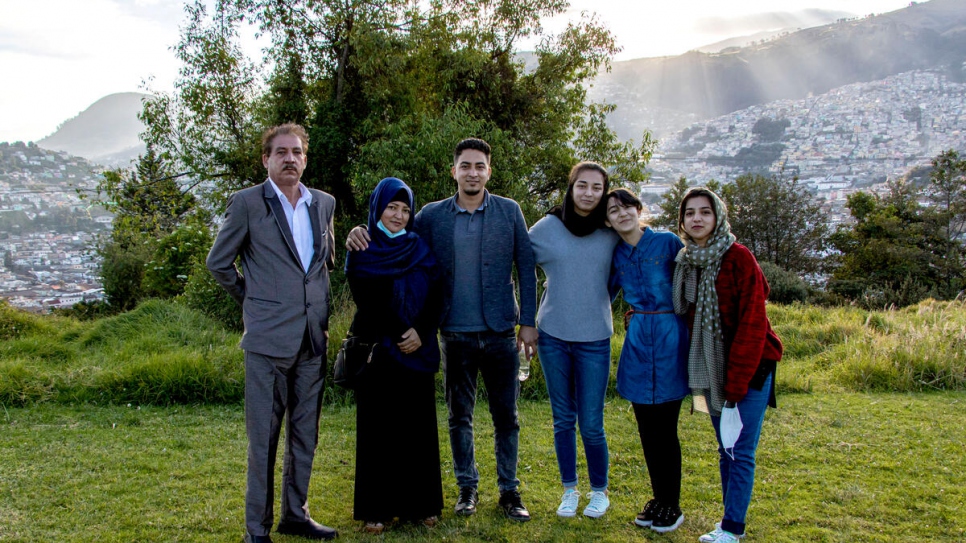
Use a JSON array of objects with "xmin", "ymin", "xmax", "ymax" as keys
[{"xmin": 333, "ymin": 335, "xmax": 378, "ymax": 389}]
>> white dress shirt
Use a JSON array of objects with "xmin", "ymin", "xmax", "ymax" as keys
[{"xmin": 269, "ymin": 178, "xmax": 315, "ymax": 272}]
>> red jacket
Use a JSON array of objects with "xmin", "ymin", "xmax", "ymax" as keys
[{"xmin": 688, "ymin": 243, "xmax": 783, "ymax": 402}]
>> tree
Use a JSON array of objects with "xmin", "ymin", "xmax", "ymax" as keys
[
  {"xmin": 140, "ymin": 0, "xmax": 652, "ymax": 228},
  {"xmin": 719, "ymin": 174, "xmax": 830, "ymax": 276},
  {"xmin": 829, "ymin": 179, "xmax": 952, "ymax": 307},
  {"xmin": 655, "ymin": 176, "xmax": 690, "ymax": 231},
  {"xmin": 140, "ymin": 1, "xmax": 263, "ymax": 206},
  {"xmin": 926, "ymin": 149, "xmax": 966, "ymax": 297},
  {"xmin": 93, "ymin": 147, "xmax": 200, "ymax": 310}
]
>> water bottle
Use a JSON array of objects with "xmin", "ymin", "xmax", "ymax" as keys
[{"xmin": 518, "ymin": 346, "xmax": 530, "ymax": 382}]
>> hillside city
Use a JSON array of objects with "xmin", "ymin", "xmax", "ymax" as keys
[
  {"xmin": 643, "ymin": 69, "xmax": 966, "ymax": 224},
  {"xmin": 1, "ymin": 69, "xmax": 965, "ymax": 311},
  {"xmin": 0, "ymin": 142, "xmax": 109, "ymax": 310}
]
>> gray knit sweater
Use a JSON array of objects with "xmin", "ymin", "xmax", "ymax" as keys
[{"xmin": 529, "ymin": 215, "xmax": 619, "ymax": 342}]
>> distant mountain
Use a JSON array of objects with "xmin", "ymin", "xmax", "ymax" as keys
[
  {"xmin": 593, "ymin": 0, "xmax": 966, "ymax": 139},
  {"xmin": 37, "ymin": 92, "xmax": 148, "ymax": 167},
  {"xmin": 694, "ymin": 9, "xmax": 852, "ymax": 53}
]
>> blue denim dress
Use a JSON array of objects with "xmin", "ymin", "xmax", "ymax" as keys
[{"xmin": 609, "ymin": 228, "xmax": 690, "ymax": 405}]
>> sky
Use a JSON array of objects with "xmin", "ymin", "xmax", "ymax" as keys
[{"xmin": 0, "ymin": 0, "xmax": 913, "ymax": 143}]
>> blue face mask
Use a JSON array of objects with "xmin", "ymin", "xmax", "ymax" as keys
[{"xmin": 376, "ymin": 219, "xmax": 406, "ymax": 238}]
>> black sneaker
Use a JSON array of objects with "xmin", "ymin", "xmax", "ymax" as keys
[
  {"xmin": 454, "ymin": 486, "xmax": 478, "ymax": 516},
  {"xmin": 498, "ymin": 489, "xmax": 531, "ymax": 522},
  {"xmin": 649, "ymin": 502, "xmax": 684, "ymax": 533},
  {"xmin": 634, "ymin": 498, "xmax": 660, "ymax": 527}
]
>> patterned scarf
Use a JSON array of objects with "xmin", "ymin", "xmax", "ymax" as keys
[{"xmin": 672, "ymin": 189, "xmax": 735, "ymax": 416}]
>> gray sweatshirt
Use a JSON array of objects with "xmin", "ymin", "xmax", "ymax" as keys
[{"xmin": 529, "ymin": 215, "xmax": 619, "ymax": 342}]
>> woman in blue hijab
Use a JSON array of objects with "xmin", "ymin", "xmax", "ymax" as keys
[{"xmin": 345, "ymin": 177, "xmax": 443, "ymax": 534}]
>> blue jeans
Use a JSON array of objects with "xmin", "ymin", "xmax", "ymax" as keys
[
  {"xmin": 538, "ymin": 331, "xmax": 610, "ymax": 491},
  {"xmin": 442, "ymin": 330, "xmax": 520, "ymax": 493},
  {"xmin": 710, "ymin": 373, "xmax": 772, "ymax": 536}
]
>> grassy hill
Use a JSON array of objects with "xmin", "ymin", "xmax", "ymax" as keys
[{"xmin": 1, "ymin": 297, "xmax": 963, "ymax": 407}]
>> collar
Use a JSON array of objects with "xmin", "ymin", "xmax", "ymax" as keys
[
  {"xmin": 267, "ymin": 178, "xmax": 312, "ymax": 206},
  {"xmin": 453, "ymin": 190, "xmax": 489, "ymax": 213}
]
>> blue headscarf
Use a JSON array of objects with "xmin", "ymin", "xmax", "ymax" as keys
[{"xmin": 345, "ymin": 177, "xmax": 438, "ymax": 355}]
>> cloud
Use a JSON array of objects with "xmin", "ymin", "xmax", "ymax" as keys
[
  {"xmin": 107, "ymin": 0, "xmax": 186, "ymax": 28},
  {"xmin": 694, "ymin": 9, "xmax": 855, "ymax": 34}
]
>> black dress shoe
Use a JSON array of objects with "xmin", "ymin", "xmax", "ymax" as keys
[
  {"xmin": 244, "ymin": 533, "xmax": 273, "ymax": 543},
  {"xmin": 499, "ymin": 489, "xmax": 531, "ymax": 522},
  {"xmin": 276, "ymin": 518, "xmax": 338, "ymax": 540},
  {"xmin": 454, "ymin": 486, "xmax": 478, "ymax": 516}
]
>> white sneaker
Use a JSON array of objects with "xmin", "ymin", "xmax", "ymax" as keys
[
  {"xmin": 556, "ymin": 489, "xmax": 579, "ymax": 518},
  {"xmin": 699, "ymin": 523, "xmax": 744, "ymax": 543},
  {"xmin": 582, "ymin": 490, "xmax": 609, "ymax": 518}
]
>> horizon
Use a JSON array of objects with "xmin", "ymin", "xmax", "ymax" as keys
[{"xmin": 0, "ymin": 0, "xmax": 911, "ymax": 143}]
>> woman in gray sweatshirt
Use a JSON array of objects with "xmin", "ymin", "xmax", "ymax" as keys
[{"xmin": 528, "ymin": 161, "xmax": 619, "ymax": 519}]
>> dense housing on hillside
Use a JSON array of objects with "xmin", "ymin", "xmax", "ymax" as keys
[{"xmin": 0, "ymin": 142, "xmax": 109, "ymax": 310}]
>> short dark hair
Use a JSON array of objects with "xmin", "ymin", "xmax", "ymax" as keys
[
  {"xmin": 453, "ymin": 138, "xmax": 491, "ymax": 164},
  {"xmin": 607, "ymin": 187, "xmax": 643, "ymax": 212},
  {"xmin": 262, "ymin": 123, "xmax": 309, "ymax": 156}
]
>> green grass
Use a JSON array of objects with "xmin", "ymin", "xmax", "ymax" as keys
[
  {"xmin": 1, "ymin": 298, "xmax": 965, "ymax": 408},
  {"xmin": 0, "ymin": 393, "xmax": 964, "ymax": 542}
]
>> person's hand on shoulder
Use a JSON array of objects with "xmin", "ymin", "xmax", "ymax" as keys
[{"xmin": 346, "ymin": 226, "xmax": 371, "ymax": 251}]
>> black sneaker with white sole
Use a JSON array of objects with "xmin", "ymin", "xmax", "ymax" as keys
[
  {"xmin": 649, "ymin": 503, "xmax": 684, "ymax": 533},
  {"xmin": 634, "ymin": 498, "xmax": 660, "ymax": 527}
]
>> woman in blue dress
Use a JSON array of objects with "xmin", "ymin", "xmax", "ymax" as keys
[{"xmin": 605, "ymin": 188, "xmax": 690, "ymax": 533}]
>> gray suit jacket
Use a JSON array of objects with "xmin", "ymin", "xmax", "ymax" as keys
[
  {"xmin": 207, "ymin": 180, "xmax": 336, "ymax": 358},
  {"xmin": 413, "ymin": 191, "xmax": 536, "ymax": 332}
]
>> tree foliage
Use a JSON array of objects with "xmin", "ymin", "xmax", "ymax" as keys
[
  {"xmin": 139, "ymin": 0, "xmax": 652, "ymax": 227},
  {"xmin": 829, "ymin": 171, "xmax": 963, "ymax": 307},
  {"xmin": 655, "ymin": 175, "xmax": 828, "ymax": 277},
  {"xmin": 926, "ymin": 149, "xmax": 966, "ymax": 295},
  {"xmin": 719, "ymin": 174, "xmax": 830, "ymax": 276},
  {"xmin": 94, "ymin": 147, "xmax": 201, "ymax": 310}
]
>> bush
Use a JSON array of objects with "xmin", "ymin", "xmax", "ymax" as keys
[
  {"xmin": 99, "ymin": 239, "xmax": 154, "ymax": 311},
  {"xmin": 181, "ymin": 259, "xmax": 243, "ymax": 332},
  {"xmin": 143, "ymin": 223, "xmax": 213, "ymax": 299},
  {"xmin": 760, "ymin": 261, "xmax": 809, "ymax": 304}
]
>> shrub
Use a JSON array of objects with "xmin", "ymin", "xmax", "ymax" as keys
[
  {"xmin": 51, "ymin": 299, "xmax": 117, "ymax": 320},
  {"xmin": 142, "ymin": 223, "xmax": 213, "ymax": 299},
  {"xmin": 181, "ymin": 259, "xmax": 243, "ymax": 332},
  {"xmin": 760, "ymin": 261, "xmax": 809, "ymax": 304},
  {"xmin": 99, "ymin": 239, "xmax": 154, "ymax": 311}
]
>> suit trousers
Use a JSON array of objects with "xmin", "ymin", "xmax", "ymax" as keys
[{"xmin": 244, "ymin": 334, "xmax": 325, "ymax": 536}]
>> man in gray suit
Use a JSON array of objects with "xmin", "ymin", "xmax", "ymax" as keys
[{"xmin": 207, "ymin": 123, "xmax": 338, "ymax": 543}]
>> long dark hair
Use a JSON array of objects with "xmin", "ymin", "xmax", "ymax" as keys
[{"xmin": 551, "ymin": 161, "xmax": 610, "ymax": 236}]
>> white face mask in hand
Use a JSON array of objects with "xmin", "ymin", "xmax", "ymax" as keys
[{"xmin": 719, "ymin": 403, "xmax": 742, "ymax": 460}]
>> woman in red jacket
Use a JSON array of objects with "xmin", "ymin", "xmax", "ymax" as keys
[{"xmin": 671, "ymin": 187, "xmax": 782, "ymax": 543}]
